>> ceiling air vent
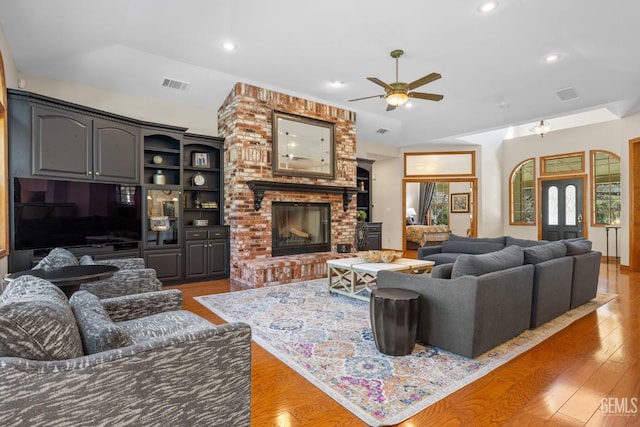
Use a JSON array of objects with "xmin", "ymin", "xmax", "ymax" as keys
[
  {"xmin": 376, "ymin": 128, "xmax": 389, "ymax": 134},
  {"xmin": 162, "ymin": 77, "xmax": 190, "ymax": 91},
  {"xmin": 556, "ymin": 87, "xmax": 578, "ymax": 102}
]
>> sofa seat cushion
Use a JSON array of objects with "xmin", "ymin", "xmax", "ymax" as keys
[
  {"xmin": 0, "ymin": 276, "xmax": 84, "ymax": 360},
  {"xmin": 523, "ymin": 241, "xmax": 567, "ymax": 264},
  {"xmin": 32, "ymin": 247, "xmax": 79, "ymax": 270},
  {"xmin": 118, "ymin": 310, "xmax": 213, "ymax": 343},
  {"xmin": 441, "ymin": 240, "xmax": 504, "ymax": 255},
  {"xmin": 69, "ymin": 291, "xmax": 134, "ymax": 354},
  {"xmin": 452, "ymin": 245, "xmax": 524, "ymax": 278}
]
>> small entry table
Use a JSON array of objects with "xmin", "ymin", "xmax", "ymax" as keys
[
  {"xmin": 605, "ymin": 225, "xmax": 621, "ymax": 264},
  {"xmin": 5, "ymin": 265, "xmax": 119, "ymax": 297}
]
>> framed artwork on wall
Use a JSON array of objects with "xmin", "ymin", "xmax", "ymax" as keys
[
  {"xmin": 192, "ymin": 152, "xmax": 210, "ymax": 168},
  {"xmin": 451, "ymin": 193, "xmax": 470, "ymax": 213}
]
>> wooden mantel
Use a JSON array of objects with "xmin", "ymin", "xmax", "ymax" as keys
[{"xmin": 246, "ymin": 180, "xmax": 359, "ymax": 211}]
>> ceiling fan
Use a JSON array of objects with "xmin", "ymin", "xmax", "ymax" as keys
[{"xmin": 349, "ymin": 49, "xmax": 443, "ymax": 111}]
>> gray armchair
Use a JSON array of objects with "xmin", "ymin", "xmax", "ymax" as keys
[{"xmin": 0, "ymin": 276, "xmax": 252, "ymax": 427}]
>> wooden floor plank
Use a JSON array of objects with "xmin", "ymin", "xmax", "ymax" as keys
[{"xmin": 165, "ymin": 261, "xmax": 640, "ymax": 426}]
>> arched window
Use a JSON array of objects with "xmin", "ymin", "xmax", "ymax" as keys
[
  {"xmin": 591, "ymin": 150, "xmax": 621, "ymax": 225},
  {"xmin": 510, "ymin": 158, "xmax": 535, "ymax": 224}
]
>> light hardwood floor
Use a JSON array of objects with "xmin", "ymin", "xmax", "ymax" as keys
[{"xmin": 166, "ymin": 260, "xmax": 639, "ymax": 426}]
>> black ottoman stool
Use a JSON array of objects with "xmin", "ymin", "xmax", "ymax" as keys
[{"xmin": 370, "ymin": 288, "xmax": 420, "ymax": 356}]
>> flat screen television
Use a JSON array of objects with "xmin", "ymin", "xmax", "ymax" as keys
[{"xmin": 13, "ymin": 177, "xmax": 142, "ymax": 251}]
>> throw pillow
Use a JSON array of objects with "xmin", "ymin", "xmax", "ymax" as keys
[
  {"xmin": 69, "ymin": 291, "xmax": 134, "ymax": 354},
  {"xmin": 0, "ymin": 276, "xmax": 84, "ymax": 360},
  {"xmin": 79, "ymin": 255, "xmax": 96, "ymax": 265},
  {"xmin": 523, "ymin": 241, "xmax": 567, "ymax": 264},
  {"xmin": 431, "ymin": 263, "xmax": 453, "ymax": 279},
  {"xmin": 32, "ymin": 247, "xmax": 79, "ymax": 270},
  {"xmin": 451, "ymin": 245, "xmax": 524, "ymax": 278},
  {"xmin": 564, "ymin": 239, "xmax": 592, "ymax": 255}
]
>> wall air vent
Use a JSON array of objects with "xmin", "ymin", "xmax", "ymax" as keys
[
  {"xmin": 556, "ymin": 87, "xmax": 578, "ymax": 102},
  {"xmin": 376, "ymin": 128, "xmax": 389, "ymax": 134},
  {"xmin": 162, "ymin": 77, "xmax": 191, "ymax": 91}
]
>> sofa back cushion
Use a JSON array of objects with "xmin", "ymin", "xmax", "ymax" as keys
[
  {"xmin": 563, "ymin": 239, "xmax": 593, "ymax": 255},
  {"xmin": 0, "ymin": 276, "xmax": 84, "ymax": 360},
  {"xmin": 32, "ymin": 247, "xmax": 79, "ymax": 270},
  {"xmin": 448, "ymin": 234, "xmax": 506, "ymax": 245},
  {"xmin": 523, "ymin": 241, "xmax": 568, "ymax": 264},
  {"xmin": 506, "ymin": 236, "xmax": 549, "ymax": 248},
  {"xmin": 451, "ymin": 245, "xmax": 524, "ymax": 278},
  {"xmin": 441, "ymin": 240, "xmax": 504, "ymax": 255},
  {"xmin": 69, "ymin": 291, "xmax": 134, "ymax": 354}
]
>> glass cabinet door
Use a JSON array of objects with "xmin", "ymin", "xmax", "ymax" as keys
[{"xmin": 145, "ymin": 188, "xmax": 181, "ymax": 248}]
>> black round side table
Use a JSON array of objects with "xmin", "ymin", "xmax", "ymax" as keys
[{"xmin": 370, "ymin": 288, "xmax": 421, "ymax": 356}]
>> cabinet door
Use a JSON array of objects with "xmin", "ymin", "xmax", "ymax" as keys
[
  {"xmin": 32, "ymin": 106, "xmax": 92, "ymax": 179},
  {"xmin": 94, "ymin": 119, "xmax": 139, "ymax": 183},
  {"xmin": 185, "ymin": 240, "xmax": 208, "ymax": 279},
  {"xmin": 208, "ymin": 240, "xmax": 229, "ymax": 275},
  {"xmin": 145, "ymin": 250, "xmax": 182, "ymax": 282}
]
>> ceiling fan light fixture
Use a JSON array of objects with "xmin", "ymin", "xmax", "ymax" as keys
[
  {"xmin": 530, "ymin": 120, "xmax": 551, "ymax": 137},
  {"xmin": 386, "ymin": 91, "xmax": 409, "ymax": 107}
]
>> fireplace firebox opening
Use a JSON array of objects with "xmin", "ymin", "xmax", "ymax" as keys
[{"xmin": 272, "ymin": 202, "xmax": 331, "ymax": 256}]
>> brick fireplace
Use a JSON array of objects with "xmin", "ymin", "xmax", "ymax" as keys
[{"xmin": 218, "ymin": 83, "xmax": 358, "ymax": 288}]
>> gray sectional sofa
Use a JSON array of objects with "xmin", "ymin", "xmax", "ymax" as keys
[
  {"xmin": 417, "ymin": 233, "xmax": 547, "ymax": 265},
  {"xmin": 0, "ymin": 276, "xmax": 252, "ymax": 427},
  {"xmin": 378, "ymin": 238, "xmax": 602, "ymax": 358}
]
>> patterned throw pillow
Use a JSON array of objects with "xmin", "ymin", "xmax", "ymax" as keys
[
  {"xmin": 0, "ymin": 276, "xmax": 84, "ymax": 360},
  {"xmin": 69, "ymin": 291, "xmax": 134, "ymax": 354}
]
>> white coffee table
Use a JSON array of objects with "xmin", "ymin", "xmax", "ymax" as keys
[{"xmin": 327, "ymin": 257, "xmax": 434, "ymax": 301}]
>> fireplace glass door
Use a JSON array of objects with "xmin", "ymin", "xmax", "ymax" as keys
[{"xmin": 272, "ymin": 202, "xmax": 330, "ymax": 256}]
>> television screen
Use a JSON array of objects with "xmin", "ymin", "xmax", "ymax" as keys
[{"xmin": 13, "ymin": 177, "xmax": 142, "ymax": 251}]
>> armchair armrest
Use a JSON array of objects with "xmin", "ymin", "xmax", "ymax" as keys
[
  {"xmin": 418, "ymin": 245, "xmax": 442, "ymax": 259},
  {"xmin": 102, "ymin": 289, "xmax": 183, "ymax": 322},
  {"xmin": 0, "ymin": 322, "xmax": 252, "ymax": 426},
  {"xmin": 93, "ymin": 257, "xmax": 146, "ymax": 270}
]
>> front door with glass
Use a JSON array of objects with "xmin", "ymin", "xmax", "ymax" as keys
[{"xmin": 541, "ymin": 178, "xmax": 584, "ymax": 241}]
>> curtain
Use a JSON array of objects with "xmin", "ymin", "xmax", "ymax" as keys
[{"xmin": 417, "ymin": 182, "xmax": 436, "ymax": 225}]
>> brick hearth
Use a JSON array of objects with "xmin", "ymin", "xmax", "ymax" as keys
[{"xmin": 218, "ymin": 83, "xmax": 358, "ymax": 288}]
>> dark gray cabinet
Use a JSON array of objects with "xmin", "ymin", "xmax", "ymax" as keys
[
  {"xmin": 145, "ymin": 249, "xmax": 182, "ymax": 282},
  {"xmin": 366, "ymin": 222, "xmax": 383, "ymax": 250},
  {"xmin": 31, "ymin": 105, "xmax": 139, "ymax": 183},
  {"xmin": 185, "ymin": 227, "xmax": 230, "ymax": 280}
]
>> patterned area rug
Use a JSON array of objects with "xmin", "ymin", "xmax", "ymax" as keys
[{"xmin": 196, "ymin": 280, "xmax": 617, "ymax": 426}]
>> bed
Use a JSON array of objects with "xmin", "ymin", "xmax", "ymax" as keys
[{"xmin": 405, "ymin": 225, "xmax": 451, "ymax": 250}]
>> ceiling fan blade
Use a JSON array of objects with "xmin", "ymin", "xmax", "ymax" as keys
[
  {"xmin": 408, "ymin": 92, "xmax": 444, "ymax": 101},
  {"xmin": 367, "ymin": 77, "xmax": 393, "ymax": 91},
  {"xmin": 386, "ymin": 104, "xmax": 397, "ymax": 112},
  {"xmin": 406, "ymin": 72, "xmax": 441, "ymax": 91},
  {"xmin": 348, "ymin": 94, "xmax": 384, "ymax": 102}
]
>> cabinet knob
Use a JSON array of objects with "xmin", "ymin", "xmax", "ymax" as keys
[
  {"xmin": 87, "ymin": 171, "xmax": 92, "ymax": 176},
  {"xmin": 95, "ymin": 171, "xmax": 100, "ymax": 176}
]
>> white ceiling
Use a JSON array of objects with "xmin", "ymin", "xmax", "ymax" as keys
[{"xmin": 1, "ymin": 0, "xmax": 639, "ymax": 147}]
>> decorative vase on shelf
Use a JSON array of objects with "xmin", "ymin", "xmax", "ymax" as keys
[{"xmin": 153, "ymin": 170, "xmax": 166, "ymax": 185}]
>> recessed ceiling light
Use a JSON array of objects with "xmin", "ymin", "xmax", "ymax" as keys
[
  {"xmin": 223, "ymin": 42, "xmax": 236, "ymax": 51},
  {"xmin": 544, "ymin": 53, "xmax": 560, "ymax": 63},
  {"xmin": 329, "ymin": 80, "xmax": 344, "ymax": 87},
  {"xmin": 478, "ymin": 1, "xmax": 498, "ymax": 13}
]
